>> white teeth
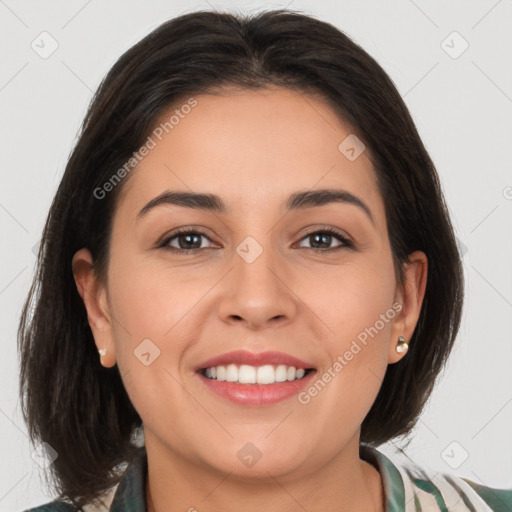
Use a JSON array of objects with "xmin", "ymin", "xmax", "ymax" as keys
[
  {"xmin": 238, "ymin": 364, "xmax": 256, "ymax": 384},
  {"xmin": 202, "ymin": 364, "xmax": 309, "ymax": 384},
  {"xmin": 275, "ymin": 364, "xmax": 287, "ymax": 382},
  {"xmin": 216, "ymin": 366, "xmax": 226, "ymax": 381},
  {"xmin": 257, "ymin": 365, "xmax": 275, "ymax": 384},
  {"xmin": 226, "ymin": 364, "xmax": 238, "ymax": 382}
]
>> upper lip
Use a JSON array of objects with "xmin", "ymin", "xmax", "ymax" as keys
[{"xmin": 195, "ymin": 350, "xmax": 316, "ymax": 371}]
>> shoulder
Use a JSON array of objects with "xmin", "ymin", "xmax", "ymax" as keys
[
  {"xmin": 396, "ymin": 454, "xmax": 512, "ymax": 511},
  {"xmin": 21, "ymin": 447, "xmax": 143, "ymax": 512},
  {"xmin": 460, "ymin": 476, "xmax": 512, "ymax": 511},
  {"xmin": 22, "ymin": 493, "xmax": 117, "ymax": 512},
  {"xmin": 22, "ymin": 485, "xmax": 120, "ymax": 512},
  {"xmin": 364, "ymin": 445, "xmax": 512, "ymax": 511},
  {"xmin": 22, "ymin": 500, "xmax": 77, "ymax": 511}
]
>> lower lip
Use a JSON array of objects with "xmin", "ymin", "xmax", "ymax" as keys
[{"xmin": 196, "ymin": 370, "xmax": 317, "ymax": 406}]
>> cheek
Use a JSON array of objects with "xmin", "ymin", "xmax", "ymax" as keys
[
  {"xmin": 311, "ymin": 256, "xmax": 396, "ymax": 394},
  {"xmin": 300, "ymin": 282, "xmax": 394, "ymax": 445},
  {"xmin": 107, "ymin": 252, "xmax": 200, "ymax": 335},
  {"xmin": 318, "ymin": 257, "xmax": 396, "ymax": 341},
  {"xmin": 105, "ymin": 255, "xmax": 199, "ymax": 426}
]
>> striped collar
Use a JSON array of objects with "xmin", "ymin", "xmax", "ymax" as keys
[
  {"xmin": 360, "ymin": 444, "xmax": 512, "ymax": 511},
  {"xmin": 105, "ymin": 445, "xmax": 512, "ymax": 511}
]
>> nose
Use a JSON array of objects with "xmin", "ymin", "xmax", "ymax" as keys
[{"xmin": 217, "ymin": 243, "xmax": 298, "ymax": 330}]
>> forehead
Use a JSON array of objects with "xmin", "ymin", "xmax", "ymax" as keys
[{"xmin": 116, "ymin": 87, "xmax": 385, "ymax": 226}]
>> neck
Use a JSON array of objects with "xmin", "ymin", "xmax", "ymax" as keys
[{"xmin": 144, "ymin": 434, "xmax": 384, "ymax": 512}]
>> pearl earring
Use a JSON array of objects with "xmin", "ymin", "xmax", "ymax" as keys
[
  {"xmin": 98, "ymin": 348, "xmax": 107, "ymax": 358},
  {"xmin": 396, "ymin": 336, "xmax": 408, "ymax": 354}
]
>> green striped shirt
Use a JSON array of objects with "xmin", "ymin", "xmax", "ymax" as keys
[{"xmin": 24, "ymin": 445, "xmax": 512, "ymax": 511}]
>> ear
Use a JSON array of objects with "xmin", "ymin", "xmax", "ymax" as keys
[
  {"xmin": 72, "ymin": 248, "xmax": 116, "ymax": 367},
  {"xmin": 388, "ymin": 250, "xmax": 428, "ymax": 364}
]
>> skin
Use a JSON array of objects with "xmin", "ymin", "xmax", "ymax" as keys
[{"xmin": 73, "ymin": 86, "xmax": 427, "ymax": 512}]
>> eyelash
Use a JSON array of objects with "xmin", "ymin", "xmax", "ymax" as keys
[{"xmin": 158, "ymin": 226, "xmax": 354, "ymax": 254}]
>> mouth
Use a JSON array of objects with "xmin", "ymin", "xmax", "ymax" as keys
[
  {"xmin": 193, "ymin": 349, "xmax": 318, "ymax": 406},
  {"xmin": 198, "ymin": 364, "xmax": 316, "ymax": 385}
]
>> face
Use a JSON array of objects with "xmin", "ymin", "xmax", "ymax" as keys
[{"xmin": 73, "ymin": 86, "xmax": 427, "ymax": 481}]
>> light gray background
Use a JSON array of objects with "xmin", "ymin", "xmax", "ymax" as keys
[{"xmin": 1, "ymin": 1, "xmax": 511, "ymax": 510}]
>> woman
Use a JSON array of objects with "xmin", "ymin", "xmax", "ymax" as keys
[{"xmin": 18, "ymin": 8, "xmax": 512, "ymax": 512}]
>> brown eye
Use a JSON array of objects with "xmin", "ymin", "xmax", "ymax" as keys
[
  {"xmin": 160, "ymin": 229, "xmax": 214, "ymax": 253},
  {"xmin": 158, "ymin": 227, "xmax": 353, "ymax": 254},
  {"xmin": 296, "ymin": 228, "xmax": 353, "ymax": 251}
]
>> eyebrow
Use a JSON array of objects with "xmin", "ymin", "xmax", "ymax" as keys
[{"xmin": 136, "ymin": 188, "xmax": 375, "ymax": 225}]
